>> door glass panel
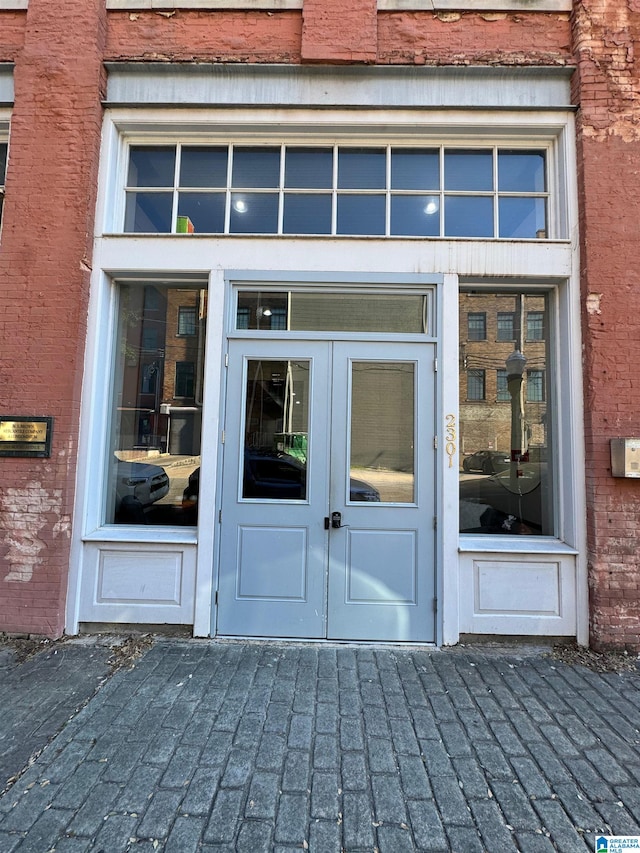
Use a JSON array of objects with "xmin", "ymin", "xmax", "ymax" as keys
[
  {"xmin": 243, "ymin": 359, "xmax": 310, "ymax": 500},
  {"xmin": 349, "ymin": 362, "xmax": 415, "ymax": 503}
]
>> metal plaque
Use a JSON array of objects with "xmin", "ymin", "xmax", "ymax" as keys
[{"xmin": 0, "ymin": 416, "xmax": 53, "ymax": 457}]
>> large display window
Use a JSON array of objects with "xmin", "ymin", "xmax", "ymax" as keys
[{"xmin": 106, "ymin": 283, "xmax": 206, "ymax": 526}]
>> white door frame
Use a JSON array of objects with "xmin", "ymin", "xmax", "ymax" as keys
[{"xmin": 212, "ymin": 271, "xmax": 444, "ymax": 641}]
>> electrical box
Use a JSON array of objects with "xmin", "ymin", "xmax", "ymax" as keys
[{"xmin": 610, "ymin": 438, "xmax": 640, "ymax": 478}]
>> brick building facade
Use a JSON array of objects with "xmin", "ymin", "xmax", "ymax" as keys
[{"xmin": 0, "ymin": 0, "xmax": 637, "ymax": 649}]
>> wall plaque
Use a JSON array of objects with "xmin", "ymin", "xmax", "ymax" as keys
[{"xmin": 0, "ymin": 416, "xmax": 53, "ymax": 457}]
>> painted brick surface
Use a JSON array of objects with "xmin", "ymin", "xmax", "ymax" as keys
[
  {"xmin": 378, "ymin": 10, "xmax": 572, "ymax": 66},
  {"xmin": 105, "ymin": 11, "xmax": 302, "ymax": 63},
  {"xmin": 573, "ymin": 0, "xmax": 640, "ymax": 649},
  {"xmin": 0, "ymin": 11, "xmax": 25, "ymax": 60},
  {"xmin": 302, "ymin": 0, "xmax": 377, "ymax": 63},
  {"xmin": 0, "ymin": 0, "xmax": 107, "ymax": 637}
]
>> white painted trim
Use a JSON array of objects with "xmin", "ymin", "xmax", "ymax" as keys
[
  {"xmin": 379, "ymin": 0, "xmax": 571, "ymax": 10},
  {"xmin": 68, "ymin": 101, "xmax": 583, "ymax": 641},
  {"xmin": 192, "ymin": 269, "xmax": 225, "ymax": 637},
  {"xmin": 440, "ymin": 273, "xmax": 460, "ymax": 646},
  {"xmin": 97, "ymin": 236, "xmax": 573, "ymax": 280},
  {"xmin": 0, "ymin": 1, "xmax": 27, "ymax": 9},
  {"xmin": 459, "ymin": 537, "xmax": 578, "ymax": 554},
  {"xmin": 107, "ymin": 0, "xmax": 300, "ymax": 7},
  {"xmin": 105, "ymin": 64, "xmax": 574, "ymax": 111}
]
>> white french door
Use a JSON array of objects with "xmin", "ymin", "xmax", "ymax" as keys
[{"xmin": 217, "ymin": 338, "xmax": 436, "ymax": 642}]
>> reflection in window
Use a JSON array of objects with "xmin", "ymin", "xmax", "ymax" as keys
[
  {"xmin": 527, "ymin": 369, "xmax": 545, "ymax": 402},
  {"xmin": 123, "ymin": 144, "xmax": 549, "ymax": 239},
  {"xmin": 467, "ymin": 369, "xmax": 485, "ymax": 401},
  {"xmin": 350, "ymin": 362, "xmax": 414, "ymax": 503},
  {"xmin": 467, "ymin": 313, "xmax": 486, "ymax": 341},
  {"xmin": 106, "ymin": 283, "xmax": 206, "ymax": 526},
  {"xmin": 178, "ymin": 306, "xmax": 197, "ymax": 336},
  {"xmin": 175, "ymin": 361, "xmax": 195, "ymax": 398},
  {"xmin": 527, "ymin": 311, "xmax": 545, "ymax": 340},
  {"xmin": 496, "ymin": 369, "xmax": 510, "ymax": 402},
  {"xmin": 459, "ymin": 291, "xmax": 552, "ymax": 536},
  {"xmin": 242, "ymin": 360, "xmax": 309, "ymax": 500},
  {"xmin": 497, "ymin": 312, "xmax": 515, "ymax": 341}
]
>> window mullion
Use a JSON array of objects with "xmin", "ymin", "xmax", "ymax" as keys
[
  {"xmin": 331, "ymin": 145, "xmax": 338, "ymax": 235},
  {"xmin": 225, "ymin": 145, "xmax": 233, "ymax": 234},
  {"xmin": 172, "ymin": 143, "xmax": 181, "ymax": 234},
  {"xmin": 278, "ymin": 143, "xmax": 285, "ymax": 235}
]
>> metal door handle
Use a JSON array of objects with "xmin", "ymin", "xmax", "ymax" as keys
[{"xmin": 331, "ymin": 511, "xmax": 342, "ymax": 529}]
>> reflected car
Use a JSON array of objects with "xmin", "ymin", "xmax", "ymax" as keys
[
  {"xmin": 182, "ymin": 451, "xmax": 380, "ymax": 522},
  {"xmin": 462, "ymin": 449, "xmax": 511, "ymax": 475},
  {"xmin": 114, "ymin": 460, "xmax": 170, "ymax": 520},
  {"xmin": 459, "ymin": 464, "xmax": 546, "ymax": 534}
]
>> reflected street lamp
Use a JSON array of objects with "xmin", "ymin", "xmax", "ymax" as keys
[{"xmin": 506, "ymin": 349, "xmax": 527, "ymax": 491}]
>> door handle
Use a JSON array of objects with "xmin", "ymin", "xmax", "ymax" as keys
[{"xmin": 324, "ymin": 512, "xmax": 343, "ymax": 530}]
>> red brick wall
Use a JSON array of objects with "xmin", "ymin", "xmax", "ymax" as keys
[
  {"xmin": 378, "ymin": 10, "xmax": 571, "ymax": 65},
  {"xmin": 302, "ymin": 0, "xmax": 377, "ymax": 63},
  {"xmin": 0, "ymin": 12, "xmax": 25, "ymax": 60},
  {"xmin": 105, "ymin": 11, "xmax": 302, "ymax": 63},
  {"xmin": 103, "ymin": 7, "xmax": 572, "ymax": 67},
  {"xmin": 0, "ymin": 1, "xmax": 106, "ymax": 637},
  {"xmin": 573, "ymin": 0, "xmax": 640, "ymax": 649}
]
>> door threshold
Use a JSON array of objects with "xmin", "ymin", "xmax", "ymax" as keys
[{"xmin": 214, "ymin": 634, "xmax": 439, "ymax": 649}]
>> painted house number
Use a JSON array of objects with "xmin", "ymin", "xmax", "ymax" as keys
[{"xmin": 445, "ymin": 414, "xmax": 456, "ymax": 468}]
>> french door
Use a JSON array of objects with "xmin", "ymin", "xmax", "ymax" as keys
[{"xmin": 217, "ymin": 338, "xmax": 436, "ymax": 642}]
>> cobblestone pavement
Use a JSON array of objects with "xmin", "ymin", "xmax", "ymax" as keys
[
  {"xmin": 0, "ymin": 639, "xmax": 111, "ymax": 795},
  {"xmin": 1, "ymin": 639, "xmax": 640, "ymax": 852}
]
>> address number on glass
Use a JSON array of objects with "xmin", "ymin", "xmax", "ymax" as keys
[{"xmin": 445, "ymin": 414, "xmax": 456, "ymax": 468}]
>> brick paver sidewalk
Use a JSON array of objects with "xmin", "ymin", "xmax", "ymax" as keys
[{"xmin": 1, "ymin": 640, "xmax": 639, "ymax": 852}]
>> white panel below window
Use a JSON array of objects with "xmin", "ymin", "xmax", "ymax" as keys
[
  {"xmin": 459, "ymin": 552, "xmax": 576, "ymax": 636},
  {"xmin": 79, "ymin": 544, "xmax": 196, "ymax": 624}
]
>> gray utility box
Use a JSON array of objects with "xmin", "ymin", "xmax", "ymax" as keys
[{"xmin": 610, "ymin": 438, "xmax": 640, "ymax": 478}]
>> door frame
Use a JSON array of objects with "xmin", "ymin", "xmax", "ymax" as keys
[{"xmin": 212, "ymin": 271, "xmax": 445, "ymax": 642}]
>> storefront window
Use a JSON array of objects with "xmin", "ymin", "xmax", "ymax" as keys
[
  {"xmin": 459, "ymin": 291, "xmax": 553, "ymax": 536},
  {"xmin": 106, "ymin": 283, "xmax": 206, "ymax": 526}
]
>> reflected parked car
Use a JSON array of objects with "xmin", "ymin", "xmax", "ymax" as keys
[
  {"xmin": 114, "ymin": 459, "xmax": 170, "ymax": 522},
  {"xmin": 459, "ymin": 464, "xmax": 546, "ymax": 534},
  {"xmin": 462, "ymin": 449, "xmax": 510, "ymax": 475},
  {"xmin": 182, "ymin": 451, "xmax": 380, "ymax": 523}
]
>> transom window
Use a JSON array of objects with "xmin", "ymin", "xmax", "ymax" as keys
[{"xmin": 123, "ymin": 144, "xmax": 548, "ymax": 239}]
